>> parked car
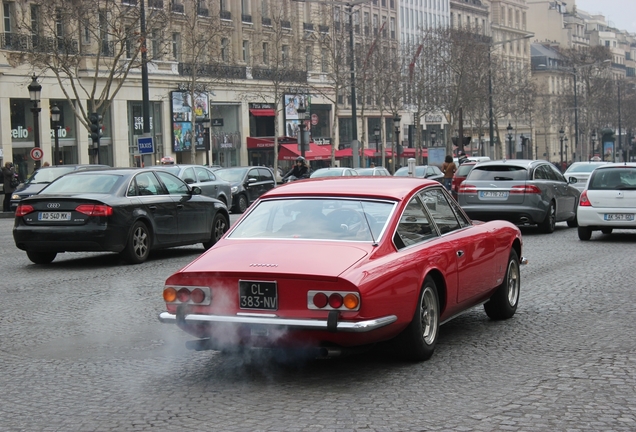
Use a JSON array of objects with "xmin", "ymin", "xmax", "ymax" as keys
[
  {"xmin": 10, "ymin": 164, "xmax": 109, "ymax": 211},
  {"xmin": 158, "ymin": 177, "xmax": 525, "ymax": 361},
  {"xmin": 577, "ymin": 163, "xmax": 636, "ymax": 240},
  {"xmin": 310, "ymin": 167, "xmax": 359, "ymax": 178},
  {"xmin": 215, "ymin": 166, "xmax": 276, "ymax": 213},
  {"xmin": 394, "ymin": 165, "xmax": 444, "ymax": 182},
  {"xmin": 450, "ymin": 161, "xmax": 477, "ymax": 200},
  {"xmin": 155, "ymin": 164, "xmax": 232, "ymax": 208},
  {"xmin": 355, "ymin": 167, "xmax": 391, "ymax": 176},
  {"xmin": 458, "ymin": 159, "xmax": 580, "ymax": 233},
  {"xmin": 563, "ymin": 162, "xmax": 608, "ymax": 192},
  {"xmin": 13, "ymin": 168, "xmax": 230, "ymax": 264}
]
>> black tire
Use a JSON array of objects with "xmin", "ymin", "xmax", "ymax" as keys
[
  {"xmin": 601, "ymin": 228, "xmax": 613, "ymax": 235},
  {"xmin": 578, "ymin": 226, "xmax": 592, "ymax": 241},
  {"xmin": 566, "ymin": 213, "xmax": 578, "ymax": 228},
  {"xmin": 203, "ymin": 213, "xmax": 229, "ymax": 250},
  {"xmin": 395, "ymin": 276, "xmax": 440, "ymax": 362},
  {"xmin": 484, "ymin": 250, "xmax": 520, "ymax": 320},
  {"xmin": 538, "ymin": 201, "xmax": 556, "ymax": 233},
  {"xmin": 233, "ymin": 194, "xmax": 248, "ymax": 213},
  {"xmin": 120, "ymin": 221, "xmax": 150, "ymax": 264},
  {"xmin": 26, "ymin": 251, "xmax": 57, "ymax": 264}
]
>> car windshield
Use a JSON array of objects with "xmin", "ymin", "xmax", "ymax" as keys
[
  {"xmin": 228, "ymin": 198, "xmax": 396, "ymax": 242},
  {"xmin": 39, "ymin": 174, "xmax": 122, "ymax": 194},
  {"xmin": 26, "ymin": 167, "xmax": 76, "ymax": 184},
  {"xmin": 394, "ymin": 166, "xmax": 426, "ymax": 177},
  {"xmin": 216, "ymin": 168, "xmax": 247, "ymax": 182},
  {"xmin": 158, "ymin": 166, "xmax": 181, "ymax": 175},
  {"xmin": 589, "ymin": 168, "xmax": 636, "ymax": 190},
  {"xmin": 467, "ymin": 166, "xmax": 528, "ymax": 181},
  {"xmin": 565, "ymin": 164, "xmax": 604, "ymax": 174},
  {"xmin": 456, "ymin": 164, "xmax": 475, "ymax": 176},
  {"xmin": 312, "ymin": 169, "xmax": 345, "ymax": 177}
]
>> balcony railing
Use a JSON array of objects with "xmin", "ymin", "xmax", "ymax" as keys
[
  {"xmin": 101, "ymin": 40, "xmax": 115, "ymax": 57},
  {"xmin": 171, "ymin": 2, "xmax": 184, "ymax": 13},
  {"xmin": 242, "ymin": 14, "xmax": 252, "ymax": 23},
  {"xmin": 148, "ymin": 0, "xmax": 163, "ymax": 8},
  {"xmin": 303, "ymin": 22, "xmax": 314, "ymax": 31},
  {"xmin": 197, "ymin": 8, "xmax": 209, "ymax": 17},
  {"xmin": 252, "ymin": 67, "xmax": 307, "ymax": 83},
  {"xmin": 262, "ymin": 17, "xmax": 272, "ymax": 26},
  {"xmin": 220, "ymin": 10, "xmax": 231, "ymax": 20},
  {"xmin": 1, "ymin": 33, "xmax": 78, "ymax": 55},
  {"xmin": 281, "ymin": 20, "xmax": 291, "ymax": 29},
  {"xmin": 179, "ymin": 63, "xmax": 247, "ymax": 79},
  {"xmin": 319, "ymin": 25, "xmax": 329, "ymax": 33},
  {"xmin": 121, "ymin": 0, "xmax": 138, "ymax": 5}
]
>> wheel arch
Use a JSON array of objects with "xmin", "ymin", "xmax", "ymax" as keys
[{"xmin": 425, "ymin": 269, "xmax": 447, "ymax": 315}]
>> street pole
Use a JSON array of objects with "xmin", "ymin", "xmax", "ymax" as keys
[
  {"xmin": 140, "ymin": 0, "xmax": 150, "ymax": 134},
  {"xmin": 573, "ymin": 68, "xmax": 579, "ymax": 162},
  {"xmin": 28, "ymin": 75, "xmax": 42, "ymax": 171},
  {"xmin": 488, "ymin": 49, "xmax": 494, "ymax": 159},
  {"xmin": 617, "ymin": 81, "xmax": 622, "ymax": 162},
  {"xmin": 348, "ymin": 4, "xmax": 358, "ymax": 168}
]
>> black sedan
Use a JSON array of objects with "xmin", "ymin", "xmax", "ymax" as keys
[
  {"xmin": 214, "ymin": 166, "xmax": 276, "ymax": 213},
  {"xmin": 13, "ymin": 168, "xmax": 230, "ymax": 264}
]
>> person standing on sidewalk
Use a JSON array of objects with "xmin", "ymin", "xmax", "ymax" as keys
[
  {"xmin": 2, "ymin": 162, "xmax": 17, "ymax": 212},
  {"xmin": 441, "ymin": 155, "xmax": 456, "ymax": 191}
]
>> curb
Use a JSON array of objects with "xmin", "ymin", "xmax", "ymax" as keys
[{"xmin": 0, "ymin": 212, "xmax": 15, "ymax": 219}]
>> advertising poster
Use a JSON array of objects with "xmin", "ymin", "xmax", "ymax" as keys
[
  {"xmin": 603, "ymin": 141, "xmax": 613, "ymax": 161},
  {"xmin": 194, "ymin": 122, "xmax": 207, "ymax": 151},
  {"xmin": 173, "ymin": 121, "xmax": 193, "ymax": 152},
  {"xmin": 283, "ymin": 94, "xmax": 310, "ymax": 121},
  {"xmin": 171, "ymin": 91, "xmax": 209, "ymax": 122}
]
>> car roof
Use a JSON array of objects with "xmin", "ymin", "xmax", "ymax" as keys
[
  {"xmin": 265, "ymin": 177, "xmax": 440, "ymax": 200},
  {"xmin": 592, "ymin": 162, "xmax": 636, "ymax": 170},
  {"xmin": 472, "ymin": 159, "xmax": 538, "ymax": 169}
]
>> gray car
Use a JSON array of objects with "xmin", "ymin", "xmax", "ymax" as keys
[
  {"xmin": 457, "ymin": 159, "xmax": 580, "ymax": 233},
  {"xmin": 355, "ymin": 167, "xmax": 391, "ymax": 176},
  {"xmin": 394, "ymin": 165, "xmax": 444, "ymax": 182},
  {"xmin": 156, "ymin": 165, "xmax": 232, "ymax": 208},
  {"xmin": 310, "ymin": 167, "xmax": 359, "ymax": 178},
  {"xmin": 563, "ymin": 162, "xmax": 608, "ymax": 192}
]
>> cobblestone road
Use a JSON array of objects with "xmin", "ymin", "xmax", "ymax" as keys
[{"xmin": 0, "ymin": 217, "xmax": 634, "ymax": 431}]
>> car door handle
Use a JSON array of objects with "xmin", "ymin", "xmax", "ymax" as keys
[
  {"xmin": 176, "ymin": 204, "xmax": 184, "ymax": 209},
  {"xmin": 457, "ymin": 250, "xmax": 464, "ymax": 257},
  {"xmin": 148, "ymin": 205, "xmax": 157, "ymax": 211}
]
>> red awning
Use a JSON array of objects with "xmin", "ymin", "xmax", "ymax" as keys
[
  {"xmin": 335, "ymin": 148, "xmax": 379, "ymax": 158},
  {"xmin": 279, "ymin": 143, "xmax": 332, "ymax": 161},
  {"xmin": 249, "ymin": 108, "xmax": 276, "ymax": 117},
  {"xmin": 247, "ymin": 136, "xmax": 306, "ymax": 149}
]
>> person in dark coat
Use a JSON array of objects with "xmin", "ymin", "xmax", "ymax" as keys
[{"xmin": 2, "ymin": 162, "xmax": 17, "ymax": 212}]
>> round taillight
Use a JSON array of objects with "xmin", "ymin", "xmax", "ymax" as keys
[
  {"xmin": 328, "ymin": 293, "xmax": 343, "ymax": 309},
  {"xmin": 177, "ymin": 288, "xmax": 190, "ymax": 303},
  {"xmin": 190, "ymin": 288, "xmax": 205, "ymax": 304},
  {"xmin": 313, "ymin": 292, "xmax": 328, "ymax": 308},
  {"xmin": 343, "ymin": 293, "xmax": 359, "ymax": 310},
  {"xmin": 163, "ymin": 287, "xmax": 177, "ymax": 302}
]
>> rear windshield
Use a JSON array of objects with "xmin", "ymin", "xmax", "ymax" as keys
[
  {"xmin": 467, "ymin": 166, "xmax": 528, "ymax": 181},
  {"xmin": 40, "ymin": 174, "xmax": 121, "ymax": 194},
  {"xmin": 456, "ymin": 164, "xmax": 475, "ymax": 176},
  {"xmin": 216, "ymin": 168, "xmax": 247, "ymax": 182},
  {"xmin": 566, "ymin": 164, "xmax": 605, "ymax": 174},
  {"xmin": 589, "ymin": 168, "xmax": 636, "ymax": 190},
  {"xmin": 26, "ymin": 167, "xmax": 76, "ymax": 184}
]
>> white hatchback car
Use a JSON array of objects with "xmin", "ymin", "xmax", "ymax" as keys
[
  {"xmin": 563, "ymin": 161, "xmax": 608, "ymax": 192},
  {"xmin": 577, "ymin": 163, "xmax": 636, "ymax": 240}
]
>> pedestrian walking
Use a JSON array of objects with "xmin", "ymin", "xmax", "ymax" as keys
[
  {"xmin": 441, "ymin": 155, "xmax": 456, "ymax": 191},
  {"xmin": 2, "ymin": 161, "xmax": 18, "ymax": 212}
]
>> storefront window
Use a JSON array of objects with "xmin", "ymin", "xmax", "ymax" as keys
[
  {"xmin": 49, "ymin": 99, "xmax": 78, "ymax": 165},
  {"xmin": 10, "ymin": 99, "xmax": 34, "ymax": 143},
  {"xmin": 128, "ymin": 101, "xmax": 163, "ymax": 166},
  {"xmin": 210, "ymin": 104, "xmax": 240, "ymax": 167}
]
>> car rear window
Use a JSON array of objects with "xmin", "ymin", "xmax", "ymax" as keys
[
  {"xmin": 40, "ymin": 174, "xmax": 121, "ymax": 194},
  {"xmin": 589, "ymin": 168, "xmax": 636, "ymax": 190},
  {"xmin": 466, "ymin": 166, "xmax": 528, "ymax": 181},
  {"xmin": 456, "ymin": 164, "xmax": 475, "ymax": 176}
]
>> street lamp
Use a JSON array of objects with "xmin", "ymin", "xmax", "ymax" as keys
[
  {"xmin": 202, "ymin": 118, "xmax": 211, "ymax": 166},
  {"xmin": 28, "ymin": 74, "xmax": 42, "ymax": 170},
  {"xmin": 506, "ymin": 122, "xmax": 513, "ymax": 159},
  {"xmin": 479, "ymin": 133, "xmax": 484, "ymax": 157},
  {"xmin": 559, "ymin": 128, "xmax": 565, "ymax": 168},
  {"xmin": 373, "ymin": 125, "xmax": 380, "ymax": 152},
  {"xmin": 297, "ymin": 98, "xmax": 307, "ymax": 159},
  {"xmin": 393, "ymin": 113, "xmax": 401, "ymax": 174},
  {"xmin": 50, "ymin": 104, "xmax": 61, "ymax": 165},
  {"xmin": 564, "ymin": 136, "xmax": 569, "ymax": 165}
]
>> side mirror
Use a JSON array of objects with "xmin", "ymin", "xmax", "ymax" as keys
[
  {"xmin": 190, "ymin": 186, "xmax": 202, "ymax": 195},
  {"xmin": 568, "ymin": 177, "xmax": 577, "ymax": 184},
  {"xmin": 247, "ymin": 177, "xmax": 257, "ymax": 184},
  {"xmin": 184, "ymin": 178, "xmax": 195, "ymax": 184}
]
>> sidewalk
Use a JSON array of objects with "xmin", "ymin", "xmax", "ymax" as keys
[{"xmin": 0, "ymin": 211, "xmax": 14, "ymax": 219}]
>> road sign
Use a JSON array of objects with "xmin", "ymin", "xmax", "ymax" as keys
[
  {"xmin": 30, "ymin": 147, "xmax": 43, "ymax": 161},
  {"xmin": 137, "ymin": 136, "xmax": 154, "ymax": 155}
]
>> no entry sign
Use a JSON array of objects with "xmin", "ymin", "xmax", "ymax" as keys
[{"xmin": 30, "ymin": 147, "xmax": 43, "ymax": 161}]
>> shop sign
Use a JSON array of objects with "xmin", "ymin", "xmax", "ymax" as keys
[
  {"xmin": 12, "ymin": 126, "xmax": 30, "ymax": 139},
  {"xmin": 313, "ymin": 138, "xmax": 331, "ymax": 145},
  {"xmin": 249, "ymin": 103, "xmax": 274, "ymax": 109},
  {"xmin": 425, "ymin": 114, "xmax": 444, "ymax": 123}
]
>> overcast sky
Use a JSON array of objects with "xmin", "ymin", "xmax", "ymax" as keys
[{"xmin": 574, "ymin": 0, "xmax": 636, "ymax": 33}]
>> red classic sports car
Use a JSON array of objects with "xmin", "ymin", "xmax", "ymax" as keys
[{"xmin": 159, "ymin": 177, "xmax": 526, "ymax": 361}]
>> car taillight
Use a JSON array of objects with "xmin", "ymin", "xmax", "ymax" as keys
[
  {"xmin": 308, "ymin": 291, "xmax": 360, "ymax": 311},
  {"xmin": 579, "ymin": 190, "xmax": 592, "ymax": 207},
  {"xmin": 75, "ymin": 204, "xmax": 113, "ymax": 217},
  {"xmin": 458, "ymin": 184, "xmax": 477, "ymax": 194},
  {"xmin": 15, "ymin": 204, "xmax": 34, "ymax": 217},
  {"xmin": 163, "ymin": 286, "xmax": 211, "ymax": 305},
  {"xmin": 510, "ymin": 185, "xmax": 541, "ymax": 194}
]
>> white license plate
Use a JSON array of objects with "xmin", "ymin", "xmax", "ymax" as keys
[
  {"xmin": 479, "ymin": 191, "xmax": 509, "ymax": 199},
  {"xmin": 38, "ymin": 212, "xmax": 71, "ymax": 221},
  {"xmin": 604, "ymin": 213, "xmax": 634, "ymax": 221}
]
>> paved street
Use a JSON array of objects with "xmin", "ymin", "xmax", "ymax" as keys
[{"xmin": 0, "ymin": 216, "xmax": 635, "ymax": 431}]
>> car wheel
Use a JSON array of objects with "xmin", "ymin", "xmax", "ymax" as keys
[
  {"xmin": 566, "ymin": 213, "xmax": 578, "ymax": 228},
  {"xmin": 601, "ymin": 228, "xmax": 613, "ymax": 235},
  {"xmin": 538, "ymin": 201, "xmax": 556, "ymax": 233},
  {"xmin": 233, "ymin": 194, "xmax": 248, "ymax": 213},
  {"xmin": 26, "ymin": 251, "xmax": 57, "ymax": 265},
  {"xmin": 396, "ymin": 276, "xmax": 439, "ymax": 362},
  {"xmin": 484, "ymin": 250, "xmax": 520, "ymax": 320},
  {"xmin": 578, "ymin": 226, "xmax": 592, "ymax": 241},
  {"xmin": 203, "ymin": 213, "xmax": 229, "ymax": 250},
  {"xmin": 120, "ymin": 221, "xmax": 150, "ymax": 264}
]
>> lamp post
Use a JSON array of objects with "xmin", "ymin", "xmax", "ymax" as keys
[
  {"xmin": 393, "ymin": 113, "xmax": 401, "ymax": 174},
  {"xmin": 590, "ymin": 130, "xmax": 597, "ymax": 161},
  {"xmin": 50, "ymin": 104, "xmax": 61, "ymax": 165},
  {"xmin": 617, "ymin": 81, "xmax": 622, "ymax": 163},
  {"xmin": 28, "ymin": 74, "xmax": 42, "ymax": 170},
  {"xmin": 373, "ymin": 125, "xmax": 380, "ymax": 158},
  {"xmin": 506, "ymin": 122, "xmax": 513, "ymax": 159},
  {"xmin": 564, "ymin": 136, "xmax": 569, "ymax": 166},
  {"xmin": 297, "ymin": 98, "xmax": 307, "ymax": 159},
  {"xmin": 520, "ymin": 134, "xmax": 525, "ymax": 159},
  {"xmin": 559, "ymin": 127, "xmax": 565, "ymax": 168},
  {"xmin": 202, "ymin": 118, "xmax": 211, "ymax": 166},
  {"xmin": 479, "ymin": 133, "xmax": 484, "ymax": 157}
]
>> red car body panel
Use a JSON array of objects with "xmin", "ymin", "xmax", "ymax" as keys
[
  {"xmin": 451, "ymin": 162, "xmax": 477, "ymax": 199},
  {"xmin": 160, "ymin": 177, "xmax": 522, "ymax": 350}
]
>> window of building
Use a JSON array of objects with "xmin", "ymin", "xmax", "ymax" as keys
[
  {"xmin": 241, "ymin": 0, "xmax": 250, "ymax": 15},
  {"xmin": 221, "ymin": 37, "xmax": 229, "ymax": 61},
  {"xmin": 390, "ymin": 17, "xmax": 395, "ymax": 39},
  {"xmin": 282, "ymin": 44, "xmax": 289, "ymax": 67},
  {"xmin": 242, "ymin": 40, "xmax": 250, "ymax": 62},
  {"xmin": 30, "ymin": 4, "xmax": 39, "ymax": 35},
  {"xmin": 172, "ymin": 32, "xmax": 180, "ymax": 60},
  {"xmin": 321, "ymin": 49, "xmax": 328, "ymax": 72},
  {"xmin": 151, "ymin": 30, "xmax": 161, "ymax": 59},
  {"xmin": 261, "ymin": 0, "xmax": 269, "ymax": 18},
  {"xmin": 262, "ymin": 42, "xmax": 268, "ymax": 64},
  {"xmin": 3, "ymin": 2, "xmax": 12, "ymax": 34},
  {"xmin": 305, "ymin": 45, "xmax": 312, "ymax": 71}
]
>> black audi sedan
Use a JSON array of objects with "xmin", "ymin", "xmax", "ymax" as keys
[{"xmin": 13, "ymin": 168, "xmax": 230, "ymax": 265}]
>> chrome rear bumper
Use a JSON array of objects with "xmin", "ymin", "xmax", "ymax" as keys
[{"xmin": 158, "ymin": 312, "xmax": 397, "ymax": 333}]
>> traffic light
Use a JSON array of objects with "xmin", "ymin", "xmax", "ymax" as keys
[{"xmin": 89, "ymin": 112, "xmax": 103, "ymax": 143}]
